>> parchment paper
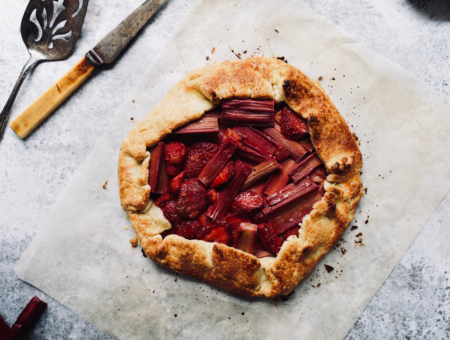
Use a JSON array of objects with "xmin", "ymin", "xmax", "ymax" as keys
[{"xmin": 15, "ymin": 0, "xmax": 450, "ymax": 339}]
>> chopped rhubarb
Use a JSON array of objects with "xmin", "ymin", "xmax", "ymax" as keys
[
  {"xmin": 233, "ymin": 127, "xmax": 277, "ymax": 156},
  {"xmin": 230, "ymin": 191, "xmax": 264, "ymax": 217},
  {"xmin": 255, "ymin": 250, "xmax": 276, "ymax": 258},
  {"xmin": 206, "ymin": 160, "xmax": 252, "ymax": 221},
  {"xmin": 242, "ymin": 159, "xmax": 281, "ymax": 190},
  {"xmin": 199, "ymin": 137, "xmax": 238, "ymax": 186},
  {"xmin": 262, "ymin": 123, "xmax": 307, "ymax": 162},
  {"xmin": 221, "ymin": 111, "xmax": 275, "ymax": 127},
  {"xmin": 174, "ymin": 116, "xmax": 219, "ymax": 134},
  {"xmin": 267, "ymin": 177, "xmax": 316, "ymax": 206},
  {"xmin": 235, "ymin": 223, "xmax": 258, "ymax": 254},
  {"xmin": 210, "ymin": 161, "xmax": 235, "ymax": 188},
  {"xmin": 257, "ymin": 222, "xmax": 281, "ymax": 254},
  {"xmin": 263, "ymin": 186, "xmax": 321, "ymax": 234},
  {"xmin": 0, "ymin": 314, "xmax": 10, "ymax": 340},
  {"xmin": 154, "ymin": 156, "xmax": 171, "ymax": 195},
  {"xmin": 300, "ymin": 139, "xmax": 314, "ymax": 153},
  {"xmin": 169, "ymin": 171, "xmax": 186, "ymax": 197},
  {"xmin": 222, "ymin": 99, "xmax": 275, "ymax": 113},
  {"xmin": 289, "ymin": 153, "xmax": 322, "ymax": 183},
  {"xmin": 263, "ymin": 159, "xmax": 297, "ymax": 196},
  {"xmin": 280, "ymin": 226, "xmax": 300, "ymax": 242},
  {"xmin": 8, "ymin": 296, "xmax": 47, "ymax": 340},
  {"xmin": 278, "ymin": 107, "xmax": 309, "ymax": 140},
  {"xmin": 236, "ymin": 145, "xmax": 270, "ymax": 163},
  {"xmin": 148, "ymin": 142, "xmax": 165, "ymax": 192},
  {"xmin": 225, "ymin": 215, "xmax": 251, "ymax": 246}
]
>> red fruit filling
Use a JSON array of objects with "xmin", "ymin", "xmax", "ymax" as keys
[
  {"xmin": 146, "ymin": 98, "xmax": 329, "ymax": 256},
  {"xmin": 176, "ymin": 179, "xmax": 208, "ymax": 220}
]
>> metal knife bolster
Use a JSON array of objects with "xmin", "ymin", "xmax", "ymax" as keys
[{"xmin": 85, "ymin": 50, "xmax": 103, "ymax": 68}]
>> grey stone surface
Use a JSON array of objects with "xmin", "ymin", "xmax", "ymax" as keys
[{"xmin": 0, "ymin": 0, "xmax": 449, "ymax": 339}]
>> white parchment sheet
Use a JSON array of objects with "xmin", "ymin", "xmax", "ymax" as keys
[{"xmin": 15, "ymin": 0, "xmax": 450, "ymax": 339}]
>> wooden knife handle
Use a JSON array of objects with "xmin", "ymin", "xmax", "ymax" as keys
[{"xmin": 10, "ymin": 56, "xmax": 96, "ymax": 139}]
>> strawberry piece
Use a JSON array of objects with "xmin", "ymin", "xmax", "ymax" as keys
[
  {"xmin": 155, "ymin": 193, "xmax": 171, "ymax": 207},
  {"xmin": 176, "ymin": 220, "xmax": 203, "ymax": 240},
  {"xmin": 252, "ymin": 210, "xmax": 268, "ymax": 223},
  {"xmin": 254, "ymin": 239, "xmax": 264, "ymax": 253},
  {"xmin": 200, "ymin": 226, "xmax": 231, "ymax": 245},
  {"xmin": 310, "ymin": 166, "xmax": 327, "ymax": 184},
  {"xmin": 176, "ymin": 179, "xmax": 208, "ymax": 220},
  {"xmin": 197, "ymin": 212, "xmax": 211, "ymax": 226},
  {"xmin": 161, "ymin": 227, "xmax": 177, "ymax": 239},
  {"xmin": 230, "ymin": 191, "xmax": 264, "ymax": 217},
  {"xmin": 280, "ymin": 226, "xmax": 300, "ymax": 242},
  {"xmin": 161, "ymin": 201, "xmax": 184, "ymax": 226},
  {"xmin": 225, "ymin": 215, "xmax": 251, "ymax": 246},
  {"xmin": 257, "ymin": 222, "xmax": 281, "ymax": 254},
  {"xmin": 183, "ymin": 141, "xmax": 218, "ymax": 178},
  {"xmin": 225, "ymin": 128, "xmax": 244, "ymax": 147},
  {"xmin": 273, "ymin": 144, "xmax": 290, "ymax": 162},
  {"xmin": 206, "ymin": 188, "xmax": 217, "ymax": 204},
  {"xmin": 279, "ymin": 107, "xmax": 309, "ymax": 140},
  {"xmin": 169, "ymin": 171, "xmax": 186, "ymax": 197},
  {"xmin": 210, "ymin": 161, "xmax": 235, "ymax": 188},
  {"xmin": 164, "ymin": 142, "xmax": 188, "ymax": 176}
]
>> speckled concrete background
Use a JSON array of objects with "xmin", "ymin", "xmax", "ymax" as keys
[{"xmin": 0, "ymin": 0, "xmax": 449, "ymax": 339}]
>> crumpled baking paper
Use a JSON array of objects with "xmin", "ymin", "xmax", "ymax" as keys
[{"xmin": 15, "ymin": 0, "xmax": 450, "ymax": 339}]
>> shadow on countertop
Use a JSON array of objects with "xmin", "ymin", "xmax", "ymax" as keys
[{"xmin": 407, "ymin": 0, "xmax": 450, "ymax": 21}]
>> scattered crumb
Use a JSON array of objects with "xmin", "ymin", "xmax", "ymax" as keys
[
  {"xmin": 103, "ymin": 180, "xmax": 108, "ymax": 189},
  {"xmin": 318, "ymin": 76, "xmax": 323, "ymax": 81},
  {"xmin": 132, "ymin": 100, "xmax": 135, "ymax": 103},
  {"xmin": 174, "ymin": 314, "xmax": 178, "ymax": 317},
  {"xmin": 206, "ymin": 56, "xmax": 210, "ymax": 60},
  {"xmin": 356, "ymin": 232, "xmax": 362, "ymax": 237},
  {"xmin": 130, "ymin": 117, "xmax": 134, "ymax": 121},
  {"xmin": 324, "ymin": 264, "xmax": 334, "ymax": 273},
  {"xmin": 351, "ymin": 225, "xmax": 358, "ymax": 231},
  {"xmin": 211, "ymin": 47, "xmax": 215, "ymax": 55},
  {"xmin": 130, "ymin": 238, "xmax": 138, "ymax": 248},
  {"xmin": 274, "ymin": 29, "xmax": 279, "ymax": 33}
]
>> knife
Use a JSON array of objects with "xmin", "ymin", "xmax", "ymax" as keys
[{"xmin": 10, "ymin": 0, "xmax": 165, "ymax": 139}]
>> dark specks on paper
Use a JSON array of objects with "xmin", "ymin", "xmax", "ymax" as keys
[
  {"xmin": 102, "ymin": 180, "xmax": 108, "ymax": 189},
  {"xmin": 325, "ymin": 264, "xmax": 334, "ymax": 273}
]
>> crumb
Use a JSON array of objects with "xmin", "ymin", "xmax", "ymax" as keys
[
  {"xmin": 341, "ymin": 248, "xmax": 347, "ymax": 255},
  {"xmin": 318, "ymin": 76, "xmax": 323, "ymax": 81},
  {"xmin": 274, "ymin": 29, "xmax": 279, "ymax": 33},
  {"xmin": 351, "ymin": 225, "xmax": 358, "ymax": 231},
  {"xmin": 130, "ymin": 238, "xmax": 138, "ymax": 248},
  {"xmin": 211, "ymin": 47, "xmax": 215, "ymax": 54},
  {"xmin": 174, "ymin": 314, "xmax": 178, "ymax": 317},
  {"xmin": 324, "ymin": 264, "xmax": 334, "ymax": 273},
  {"xmin": 206, "ymin": 56, "xmax": 209, "ymax": 60},
  {"xmin": 317, "ymin": 283, "xmax": 321, "ymax": 287},
  {"xmin": 365, "ymin": 220, "xmax": 369, "ymax": 224},
  {"xmin": 132, "ymin": 100, "xmax": 135, "ymax": 103},
  {"xmin": 103, "ymin": 180, "xmax": 108, "ymax": 189},
  {"xmin": 130, "ymin": 117, "xmax": 134, "ymax": 121},
  {"xmin": 356, "ymin": 232, "xmax": 362, "ymax": 237}
]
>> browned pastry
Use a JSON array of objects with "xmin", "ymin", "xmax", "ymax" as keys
[{"xmin": 118, "ymin": 57, "xmax": 363, "ymax": 297}]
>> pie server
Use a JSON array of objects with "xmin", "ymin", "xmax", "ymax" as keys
[
  {"xmin": 6, "ymin": 0, "xmax": 166, "ymax": 141},
  {"xmin": 0, "ymin": 0, "xmax": 89, "ymax": 142}
]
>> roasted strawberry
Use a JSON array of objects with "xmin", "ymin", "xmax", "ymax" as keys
[
  {"xmin": 279, "ymin": 107, "xmax": 309, "ymax": 140},
  {"xmin": 170, "ymin": 171, "xmax": 186, "ymax": 197},
  {"xmin": 161, "ymin": 201, "xmax": 184, "ymax": 226},
  {"xmin": 176, "ymin": 220, "xmax": 203, "ymax": 240},
  {"xmin": 200, "ymin": 226, "xmax": 231, "ymax": 245},
  {"xmin": 197, "ymin": 212, "xmax": 211, "ymax": 226},
  {"xmin": 225, "ymin": 215, "xmax": 251, "ymax": 245},
  {"xmin": 257, "ymin": 222, "xmax": 281, "ymax": 254},
  {"xmin": 176, "ymin": 179, "xmax": 208, "ymax": 220},
  {"xmin": 280, "ymin": 226, "xmax": 300, "ymax": 242},
  {"xmin": 230, "ymin": 191, "xmax": 264, "ymax": 217},
  {"xmin": 273, "ymin": 144, "xmax": 290, "ymax": 162},
  {"xmin": 155, "ymin": 193, "xmax": 171, "ymax": 207},
  {"xmin": 252, "ymin": 210, "xmax": 268, "ymax": 223},
  {"xmin": 310, "ymin": 166, "xmax": 327, "ymax": 184},
  {"xmin": 206, "ymin": 188, "xmax": 217, "ymax": 204},
  {"xmin": 210, "ymin": 161, "xmax": 235, "ymax": 188},
  {"xmin": 183, "ymin": 141, "xmax": 218, "ymax": 178},
  {"xmin": 164, "ymin": 142, "xmax": 188, "ymax": 176},
  {"xmin": 225, "ymin": 128, "xmax": 244, "ymax": 147}
]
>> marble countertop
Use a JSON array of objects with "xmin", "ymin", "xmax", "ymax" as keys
[{"xmin": 1, "ymin": 0, "xmax": 449, "ymax": 339}]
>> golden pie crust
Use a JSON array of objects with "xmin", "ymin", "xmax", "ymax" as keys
[{"xmin": 118, "ymin": 57, "xmax": 363, "ymax": 297}]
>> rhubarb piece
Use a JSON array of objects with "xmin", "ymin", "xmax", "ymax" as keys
[
  {"xmin": 199, "ymin": 137, "xmax": 238, "ymax": 186},
  {"xmin": 169, "ymin": 171, "xmax": 186, "ymax": 197},
  {"xmin": 267, "ymin": 177, "xmax": 316, "ymax": 206},
  {"xmin": 231, "ymin": 191, "xmax": 264, "ymax": 217},
  {"xmin": 254, "ymin": 239, "xmax": 264, "ymax": 253},
  {"xmin": 8, "ymin": 296, "xmax": 47, "ymax": 340},
  {"xmin": 273, "ymin": 144, "xmax": 290, "ymax": 162},
  {"xmin": 200, "ymin": 222, "xmax": 231, "ymax": 245},
  {"xmin": 263, "ymin": 159, "xmax": 297, "ymax": 196},
  {"xmin": 206, "ymin": 188, "xmax": 217, "ymax": 204},
  {"xmin": 176, "ymin": 179, "xmax": 208, "ymax": 220},
  {"xmin": 257, "ymin": 222, "xmax": 282, "ymax": 254},
  {"xmin": 310, "ymin": 166, "xmax": 327, "ymax": 184},
  {"xmin": 255, "ymin": 250, "xmax": 276, "ymax": 259},
  {"xmin": 155, "ymin": 156, "xmax": 171, "ymax": 194},
  {"xmin": 301, "ymin": 139, "xmax": 314, "ymax": 153},
  {"xmin": 206, "ymin": 160, "xmax": 252, "ymax": 220},
  {"xmin": 279, "ymin": 107, "xmax": 309, "ymax": 140},
  {"xmin": 210, "ymin": 161, "xmax": 235, "ymax": 188},
  {"xmin": 242, "ymin": 159, "xmax": 281, "ymax": 190},
  {"xmin": 0, "ymin": 314, "xmax": 10, "ymax": 340},
  {"xmin": 262, "ymin": 123, "xmax": 307, "ymax": 162},
  {"xmin": 165, "ymin": 141, "xmax": 188, "ymax": 176},
  {"xmin": 280, "ymin": 226, "xmax": 300, "ymax": 242},
  {"xmin": 235, "ymin": 223, "xmax": 258, "ymax": 254},
  {"xmin": 176, "ymin": 220, "xmax": 203, "ymax": 240},
  {"xmin": 263, "ymin": 186, "xmax": 321, "ymax": 234},
  {"xmin": 225, "ymin": 215, "xmax": 251, "ymax": 246},
  {"xmin": 221, "ymin": 111, "xmax": 275, "ymax": 127},
  {"xmin": 233, "ymin": 127, "xmax": 277, "ymax": 156},
  {"xmin": 161, "ymin": 201, "xmax": 184, "ymax": 226},
  {"xmin": 236, "ymin": 145, "xmax": 270, "ymax": 163},
  {"xmin": 155, "ymin": 193, "xmax": 171, "ymax": 207},
  {"xmin": 252, "ymin": 210, "xmax": 268, "ymax": 223},
  {"xmin": 183, "ymin": 141, "xmax": 218, "ymax": 179},
  {"xmin": 289, "ymin": 153, "xmax": 322, "ymax": 183},
  {"xmin": 174, "ymin": 116, "xmax": 219, "ymax": 134},
  {"xmin": 148, "ymin": 142, "xmax": 165, "ymax": 191},
  {"xmin": 222, "ymin": 99, "xmax": 275, "ymax": 113},
  {"xmin": 224, "ymin": 128, "xmax": 244, "ymax": 147}
]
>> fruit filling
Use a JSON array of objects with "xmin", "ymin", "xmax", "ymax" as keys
[{"xmin": 149, "ymin": 99, "xmax": 328, "ymax": 258}]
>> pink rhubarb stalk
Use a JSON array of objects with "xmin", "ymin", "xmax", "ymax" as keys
[
  {"xmin": 263, "ymin": 159, "xmax": 297, "ymax": 196},
  {"xmin": 8, "ymin": 296, "xmax": 47, "ymax": 340},
  {"xmin": 236, "ymin": 145, "xmax": 270, "ymax": 163},
  {"xmin": 199, "ymin": 137, "xmax": 238, "ymax": 186},
  {"xmin": 174, "ymin": 116, "xmax": 219, "ymax": 134},
  {"xmin": 233, "ymin": 126, "xmax": 277, "ymax": 156},
  {"xmin": 221, "ymin": 111, "xmax": 275, "ymax": 127},
  {"xmin": 206, "ymin": 160, "xmax": 252, "ymax": 220},
  {"xmin": 222, "ymin": 99, "xmax": 275, "ymax": 113},
  {"xmin": 289, "ymin": 152, "xmax": 322, "ymax": 183},
  {"xmin": 149, "ymin": 142, "xmax": 168, "ymax": 194},
  {"xmin": 255, "ymin": 250, "xmax": 276, "ymax": 258},
  {"xmin": 266, "ymin": 177, "xmax": 316, "ymax": 206},
  {"xmin": 242, "ymin": 159, "xmax": 281, "ymax": 190},
  {"xmin": 300, "ymin": 139, "xmax": 314, "ymax": 153},
  {"xmin": 235, "ymin": 223, "xmax": 258, "ymax": 254},
  {"xmin": 262, "ymin": 123, "xmax": 307, "ymax": 162}
]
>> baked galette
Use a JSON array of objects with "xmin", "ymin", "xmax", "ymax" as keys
[{"xmin": 118, "ymin": 57, "xmax": 363, "ymax": 297}]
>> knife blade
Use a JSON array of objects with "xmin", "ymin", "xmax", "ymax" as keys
[{"xmin": 10, "ymin": 0, "xmax": 165, "ymax": 139}]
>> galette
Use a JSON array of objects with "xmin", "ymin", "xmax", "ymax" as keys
[{"xmin": 118, "ymin": 57, "xmax": 363, "ymax": 297}]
